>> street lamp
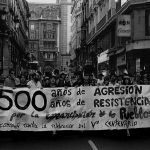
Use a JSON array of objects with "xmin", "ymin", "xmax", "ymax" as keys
[{"xmin": 0, "ymin": 9, "xmax": 20, "ymax": 75}]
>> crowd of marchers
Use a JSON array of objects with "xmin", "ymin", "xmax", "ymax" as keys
[{"xmin": 0, "ymin": 68, "xmax": 149, "ymax": 89}]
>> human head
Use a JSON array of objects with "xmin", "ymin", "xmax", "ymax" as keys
[
  {"xmin": 135, "ymin": 72, "xmax": 141, "ymax": 84},
  {"xmin": 20, "ymin": 74, "xmax": 27, "ymax": 84},
  {"xmin": 9, "ymin": 69, "xmax": 16, "ymax": 79},
  {"xmin": 54, "ymin": 69, "xmax": 59, "ymax": 76},
  {"xmin": 50, "ymin": 75, "xmax": 56, "ymax": 84},
  {"xmin": 110, "ymin": 73, "xmax": 116, "ymax": 82},
  {"xmin": 60, "ymin": 72, "xmax": 66, "ymax": 79},
  {"xmin": 31, "ymin": 73, "xmax": 40, "ymax": 83},
  {"xmin": 37, "ymin": 71, "xmax": 42, "ymax": 80},
  {"xmin": 98, "ymin": 72, "xmax": 104, "ymax": 80},
  {"xmin": 123, "ymin": 75, "xmax": 131, "ymax": 85},
  {"xmin": 65, "ymin": 75, "xmax": 70, "ymax": 82},
  {"xmin": 143, "ymin": 74, "xmax": 149, "ymax": 85},
  {"xmin": 117, "ymin": 76, "xmax": 122, "ymax": 85},
  {"xmin": 143, "ymin": 77, "xmax": 149, "ymax": 85},
  {"xmin": 44, "ymin": 77, "xmax": 49, "ymax": 85}
]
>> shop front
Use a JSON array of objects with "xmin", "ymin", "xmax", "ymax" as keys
[
  {"xmin": 126, "ymin": 49, "xmax": 150, "ymax": 76},
  {"xmin": 98, "ymin": 50, "xmax": 109, "ymax": 76},
  {"xmin": 126, "ymin": 40, "xmax": 150, "ymax": 76}
]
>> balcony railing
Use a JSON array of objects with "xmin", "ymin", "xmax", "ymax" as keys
[
  {"xmin": 107, "ymin": 8, "xmax": 116, "ymax": 20},
  {"xmin": 44, "ymin": 58, "xmax": 55, "ymax": 61},
  {"xmin": 97, "ymin": 15, "xmax": 106, "ymax": 31},
  {"xmin": 91, "ymin": 27, "xmax": 95, "ymax": 37}
]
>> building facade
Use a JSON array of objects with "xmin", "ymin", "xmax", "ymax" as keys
[
  {"xmin": 28, "ymin": 3, "xmax": 61, "ymax": 75},
  {"xmin": 57, "ymin": 0, "xmax": 73, "ymax": 72},
  {"xmin": 70, "ymin": 0, "xmax": 83, "ymax": 73},
  {"xmin": 79, "ymin": 0, "xmax": 150, "ymax": 77},
  {"xmin": 0, "ymin": 0, "xmax": 30, "ymax": 76}
]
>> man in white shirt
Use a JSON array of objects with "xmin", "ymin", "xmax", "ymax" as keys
[
  {"xmin": 27, "ymin": 73, "xmax": 42, "ymax": 88},
  {"xmin": 96, "ymin": 72, "xmax": 104, "ymax": 86}
]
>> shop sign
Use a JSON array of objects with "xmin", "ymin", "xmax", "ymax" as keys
[
  {"xmin": 98, "ymin": 50, "xmax": 109, "ymax": 64},
  {"xmin": 117, "ymin": 15, "xmax": 131, "ymax": 37}
]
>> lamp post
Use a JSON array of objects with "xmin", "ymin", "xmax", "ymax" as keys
[{"xmin": 0, "ymin": 8, "xmax": 20, "ymax": 75}]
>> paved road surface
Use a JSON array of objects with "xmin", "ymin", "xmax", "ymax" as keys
[{"xmin": 0, "ymin": 129, "xmax": 150, "ymax": 150}]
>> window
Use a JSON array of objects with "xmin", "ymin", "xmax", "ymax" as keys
[
  {"xmin": 52, "ymin": 32, "xmax": 55, "ymax": 39},
  {"xmin": 45, "ymin": 53, "xmax": 48, "ymax": 58},
  {"xmin": 47, "ymin": 30, "xmax": 51, "ymax": 39},
  {"xmin": 53, "ymin": 23, "xmax": 57, "ymax": 30},
  {"xmin": 30, "ymin": 24, "xmax": 34, "ymax": 30},
  {"xmin": 43, "ymin": 23, "xmax": 47, "ymax": 29},
  {"xmin": 43, "ymin": 41, "xmax": 47, "ymax": 48},
  {"xmin": 145, "ymin": 10, "xmax": 150, "ymax": 36},
  {"xmin": 30, "ymin": 31, "xmax": 35, "ymax": 39},
  {"xmin": 31, "ymin": 44, "xmax": 34, "ymax": 48},
  {"xmin": 50, "ymin": 53, "xmax": 54, "ymax": 60},
  {"xmin": 47, "ymin": 24, "xmax": 51, "ymax": 29},
  {"xmin": 35, "ymin": 23, "xmax": 39, "ymax": 30},
  {"xmin": 48, "ymin": 41, "xmax": 51, "ymax": 48},
  {"xmin": 43, "ymin": 31, "xmax": 47, "ymax": 39}
]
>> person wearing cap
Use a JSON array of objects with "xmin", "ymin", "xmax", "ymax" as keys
[
  {"xmin": 96, "ymin": 72, "xmax": 104, "ymax": 86},
  {"xmin": 122, "ymin": 74, "xmax": 131, "ymax": 85},
  {"xmin": 108, "ymin": 73, "xmax": 119, "ymax": 86}
]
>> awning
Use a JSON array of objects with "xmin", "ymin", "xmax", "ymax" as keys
[
  {"xmin": 116, "ymin": 48, "xmax": 125, "ymax": 54},
  {"xmin": 98, "ymin": 50, "xmax": 109, "ymax": 63}
]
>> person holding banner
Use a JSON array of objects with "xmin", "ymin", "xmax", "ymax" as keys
[
  {"xmin": 96, "ymin": 72, "xmax": 104, "ymax": 86},
  {"xmin": 108, "ymin": 73, "xmax": 119, "ymax": 86},
  {"xmin": 57, "ymin": 72, "xmax": 66, "ymax": 87},
  {"xmin": 16, "ymin": 74, "xmax": 28, "ymax": 87},
  {"xmin": 103, "ymin": 76, "xmax": 109, "ymax": 86},
  {"xmin": 27, "ymin": 72, "xmax": 42, "ymax": 88},
  {"xmin": 142, "ymin": 74, "xmax": 149, "ymax": 85},
  {"xmin": 122, "ymin": 74, "xmax": 132, "ymax": 85},
  {"xmin": 49, "ymin": 75, "xmax": 57, "ymax": 87},
  {"xmin": 4, "ymin": 69, "xmax": 18, "ymax": 88}
]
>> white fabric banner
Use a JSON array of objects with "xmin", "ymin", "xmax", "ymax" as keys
[{"xmin": 0, "ymin": 85, "xmax": 150, "ymax": 131}]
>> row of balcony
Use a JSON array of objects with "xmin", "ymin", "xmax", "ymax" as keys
[{"xmin": 85, "ymin": 10, "xmax": 112, "ymax": 42}]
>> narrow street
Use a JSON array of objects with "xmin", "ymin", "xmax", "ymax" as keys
[{"xmin": 0, "ymin": 129, "xmax": 150, "ymax": 150}]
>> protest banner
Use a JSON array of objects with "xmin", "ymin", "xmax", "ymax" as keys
[{"xmin": 0, "ymin": 85, "xmax": 150, "ymax": 131}]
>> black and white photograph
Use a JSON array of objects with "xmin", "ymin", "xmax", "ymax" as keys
[{"xmin": 0, "ymin": 0, "xmax": 150, "ymax": 149}]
